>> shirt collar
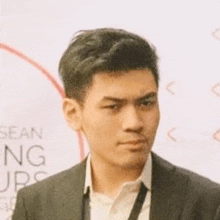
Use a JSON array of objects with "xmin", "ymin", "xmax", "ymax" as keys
[{"xmin": 84, "ymin": 153, "xmax": 152, "ymax": 194}]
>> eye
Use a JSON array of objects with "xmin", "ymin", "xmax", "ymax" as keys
[
  {"xmin": 102, "ymin": 103, "xmax": 122, "ymax": 113},
  {"xmin": 105, "ymin": 104, "xmax": 119, "ymax": 110},
  {"xmin": 142, "ymin": 101, "xmax": 152, "ymax": 106},
  {"xmin": 139, "ymin": 100, "xmax": 155, "ymax": 108}
]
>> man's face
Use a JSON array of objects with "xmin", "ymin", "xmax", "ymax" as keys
[{"xmin": 74, "ymin": 69, "xmax": 159, "ymax": 169}]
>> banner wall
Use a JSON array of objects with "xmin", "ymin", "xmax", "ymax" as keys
[{"xmin": 1, "ymin": 0, "xmax": 220, "ymax": 219}]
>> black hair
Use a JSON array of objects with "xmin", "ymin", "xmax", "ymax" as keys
[{"xmin": 59, "ymin": 28, "xmax": 159, "ymax": 103}]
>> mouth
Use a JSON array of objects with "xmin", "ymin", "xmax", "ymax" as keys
[
  {"xmin": 119, "ymin": 139, "xmax": 148, "ymax": 151},
  {"xmin": 120, "ymin": 139, "xmax": 147, "ymax": 145}
]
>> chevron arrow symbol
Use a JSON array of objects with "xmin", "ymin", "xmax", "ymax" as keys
[
  {"xmin": 167, "ymin": 127, "xmax": 177, "ymax": 142},
  {"xmin": 211, "ymin": 83, "xmax": 220, "ymax": 97},
  {"xmin": 166, "ymin": 81, "xmax": 176, "ymax": 95},
  {"xmin": 212, "ymin": 28, "xmax": 220, "ymax": 41},
  {"xmin": 213, "ymin": 129, "xmax": 220, "ymax": 143}
]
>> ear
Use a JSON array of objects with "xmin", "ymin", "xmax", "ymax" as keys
[{"xmin": 63, "ymin": 98, "xmax": 83, "ymax": 131}]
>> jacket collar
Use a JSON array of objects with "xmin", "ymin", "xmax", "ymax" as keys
[
  {"xmin": 84, "ymin": 153, "xmax": 152, "ymax": 195},
  {"xmin": 54, "ymin": 153, "xmax": 188, "ymax": 220},
  {"xmin": 55, "ymin": 159, "xmax": 87, "ymax": 220},
  {"xmin": 150, "ymin": 152, "xmax": 188, "ymax": 220}
]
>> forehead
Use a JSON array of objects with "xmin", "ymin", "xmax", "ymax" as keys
[{"xmin": 85, "ymin": 69, "xmax": 158, "ymax": 102}]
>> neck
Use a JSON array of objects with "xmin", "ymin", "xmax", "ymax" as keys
[{"xmin": 90, "ymin": 155, "xmax": 145, "ymax": 198}]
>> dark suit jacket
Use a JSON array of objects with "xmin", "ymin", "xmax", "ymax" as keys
[{"xmin": 12, "ymin": 153, "xmax": 220, "ymax": 220}]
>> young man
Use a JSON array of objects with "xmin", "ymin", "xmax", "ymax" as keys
[{"xmin": 13, "ymin": 28, "xmax": 220, "ymax": 220}]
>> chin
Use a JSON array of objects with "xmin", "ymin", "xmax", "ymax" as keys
[{"xmin": 120, "ymin": 155, "xmax": 147, "ymax": 170}]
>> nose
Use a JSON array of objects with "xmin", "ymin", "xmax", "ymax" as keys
[{"xmin": 122, "ymin": 106, "xmax": 144, "ymax": 133}]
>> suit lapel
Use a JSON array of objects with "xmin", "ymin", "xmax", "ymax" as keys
[
  {"xmin": 214, "ymin": 205, "xmax": 220, "ymax": 220},
  {"xmin": 50, "ymin": 153, "xmax": 190, "ymax": 220},
  {"xmin": 150, "ymin": 153, "xmax": 189, "ymax": 220},
  {"xmin": 54, "ymin": 160, "xmax": 87, "ymax": 220}
]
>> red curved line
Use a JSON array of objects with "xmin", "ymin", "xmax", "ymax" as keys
[
  {"xmin": 0, "ymin": 43, "xmax": 64, "ymax": 97},
  {"xmin": 0, "ymin": 43, "xmax": 85, "ymax": 160}
]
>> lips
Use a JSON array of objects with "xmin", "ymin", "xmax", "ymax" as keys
[
  {"xmin": 119, "ymin": 139, "xmax": 148, "ymax": 152},
  {"xmin": 119, "ymin": 139, "xmax": 147, "ymax": 145}
]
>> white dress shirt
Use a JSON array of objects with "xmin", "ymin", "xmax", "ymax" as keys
[{"xmin": 84, "ymin": 154, "xmax": 152, "ymax": 220}]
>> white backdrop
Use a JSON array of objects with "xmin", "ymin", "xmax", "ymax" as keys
[{"xmin": 1, "ymin": 0, "xmax": 220, "ymax": 219}]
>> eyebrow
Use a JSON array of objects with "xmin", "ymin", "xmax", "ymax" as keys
[{"xmin": 101, "ymin": 92, "xmax": 157, "ymax": 103}]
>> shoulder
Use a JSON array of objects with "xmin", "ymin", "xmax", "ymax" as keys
[
  {"xmin": 174, "ymin": 161, "xmax": 220, "ymax": 202},
  {"xmin": 18, "ymin": 159, "xmax": 86, "ymax": 198},
  {"xmin": 13, "ymin": 160, "xmax": 87, "ymax": 219},
  {"xmin": 151, "ymin": 153, "xmax": 220, "ymax": 219},
  {"xmin": 152, "ymin": 152, "xmax": 220, "ymax": 199}
]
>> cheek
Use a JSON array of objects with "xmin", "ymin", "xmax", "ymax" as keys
[
  {"xmin": 82, "ymin": 113, "xmax": 118, "ymax": 146},
  {"xmin": 145, "ymin": 109, "xmax": 160, "ymax": 131}
]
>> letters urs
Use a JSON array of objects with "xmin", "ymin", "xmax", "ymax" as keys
[{"xmin": 0, "ymin": 126, "xmax": 47, "ymax": 216}]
